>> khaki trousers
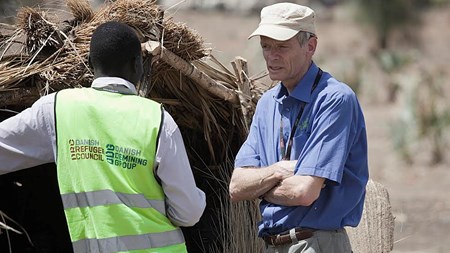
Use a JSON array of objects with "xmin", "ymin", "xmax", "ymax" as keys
[{"xmin": 264, "ymin": 229, "xmax": 352, "ymax": 253}]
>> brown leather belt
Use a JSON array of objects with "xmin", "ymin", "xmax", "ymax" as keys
[{"xmin": 263, "ymin": 228, "xmax": 315, "ymax": 246}]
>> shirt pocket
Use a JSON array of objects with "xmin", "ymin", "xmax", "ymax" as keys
[{"xmin": 290, "ymin": 130, "xmax": 310, "ymax": 160}]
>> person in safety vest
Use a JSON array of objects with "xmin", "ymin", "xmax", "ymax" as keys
[{"xmin": 0, "ymin": 21, "xmax": 206, "ymax": 253}]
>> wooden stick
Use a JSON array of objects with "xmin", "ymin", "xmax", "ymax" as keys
[
  {"xmin": 142, "ymin": 41, "xmax": 239, "ymax": 104},
  {"xmin": 231, "ymin": 56, "xmax": 252, "ymax": 133}
]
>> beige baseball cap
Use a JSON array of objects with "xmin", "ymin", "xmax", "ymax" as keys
[{"xmin": 248, "ymin": 2, "xmax": 316, "ymax": 41}]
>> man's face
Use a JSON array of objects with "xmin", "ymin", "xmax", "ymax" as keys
[{"xmin": 260, "ymin": 35, "xmax": 315, "ymax": 91}]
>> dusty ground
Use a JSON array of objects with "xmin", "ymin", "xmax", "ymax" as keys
[{"xmin": 168, "ymin": 4, "xmax": 450, "ymax": 253}]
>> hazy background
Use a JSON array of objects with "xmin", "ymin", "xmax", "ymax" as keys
[{"xmin": 1, "ymin": 0, "xmax": 450, "ymax": 252}]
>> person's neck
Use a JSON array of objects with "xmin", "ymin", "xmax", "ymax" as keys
[
  {"xmin": 285, "ymin": 64, "xmax": 312, "ymax": 95},
  {"xmin": 94, "ymin": 72, "xmax": 134, "ymax": 84}
]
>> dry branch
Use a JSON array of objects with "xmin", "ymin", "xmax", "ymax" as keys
[
  {"xmin": 231, "ymin": 57, "xmax": 252, "ymax": 132},
  {"xmin": 143, "ymin": 40, "xmax": 239, "ymax": 104}
]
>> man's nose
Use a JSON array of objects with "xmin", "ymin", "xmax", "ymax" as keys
[{"xmin": 267, "ymin": 49, "xmax": 280, "ymax": 61}]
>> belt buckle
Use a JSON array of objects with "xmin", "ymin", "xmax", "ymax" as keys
[
  {"xmin": 271, "ymin": 235, "xmax": 278, "ymax": 246},
  {"xmin": 264, "ymin": 234, "xmax": 279, "ymax": 246}
]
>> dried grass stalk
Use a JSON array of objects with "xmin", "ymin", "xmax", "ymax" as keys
[
  {"xmin": 66, "ymin": 0, "xmax": 94, "ymax": 23},
  {"xmin": 160, "ymin": 18, "xmax": 208, "ymax": 62},
  {"xmin": 16, "ymin": 7, "xmax": 62, "ymax": 56},
  {"xmin": 94, "ymin": 0, "xmax": 163, "ymax": 40},
  {"xmin": 208, "ymin": 162, "xmax": 265, "ymax": 253}
]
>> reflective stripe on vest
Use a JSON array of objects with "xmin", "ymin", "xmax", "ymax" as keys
[
  {"xmin": 61, "ymin": 190, "xmax": 166, "ymax": 215},
  {"xmin": 73, "ymin": 229, "xmax": 185, "ymax": 253},
  {"xmin": 55, "ymin": 88, "xmax": 187, "ymax": 253}
]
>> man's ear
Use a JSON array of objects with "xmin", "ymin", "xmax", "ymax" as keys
[{"xmin": 308, "ymin": 36, "xmax": 317, "ymax": 55}]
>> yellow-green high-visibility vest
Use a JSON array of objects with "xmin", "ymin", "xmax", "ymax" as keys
[{"xmin": 55, "ymin": 88, "xmax": 187, "ymax": 253}]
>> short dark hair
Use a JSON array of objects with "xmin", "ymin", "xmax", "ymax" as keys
[{"xmin": 89, "ymin": 21, "xmax": 141, "ymax": 71}]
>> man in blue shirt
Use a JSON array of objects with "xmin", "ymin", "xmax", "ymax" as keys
[{"xmin": 229, "ymin": 3, "xmax": 369, "ymax": 253}]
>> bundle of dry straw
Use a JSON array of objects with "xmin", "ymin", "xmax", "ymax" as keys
[{"xmin": 0, "ymin": 0, "xmax": 266, "ymax": 164}]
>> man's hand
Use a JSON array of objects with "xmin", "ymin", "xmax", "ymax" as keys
[
  {"xmin": 262, "ymin": 175, "xmax": 326, "ymax": 206},
  {"xmin": 229, "ymin": 160, "xmax": 297, "ymax": 202},
  {"xmin": 272, "ymin": 160, "xmax": 297, "ymax": 181}
]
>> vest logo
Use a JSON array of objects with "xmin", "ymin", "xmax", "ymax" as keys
[
  {"xmin": 67, "ymin": 139, "xmax": 149, "ymax": 170},
  {"xmin": 69, "ymin": 139, "xmax": 104, "ymax": 161},
  {"xmin": 105, "ymin": 144, "xmax": 148, "ymax": 170}
]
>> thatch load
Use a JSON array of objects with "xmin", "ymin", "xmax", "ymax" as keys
[{"xmin": 0, "ymin": 0, "xmax": 267, "ymax": 164}]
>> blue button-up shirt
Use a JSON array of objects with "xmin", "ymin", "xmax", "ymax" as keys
[{"xmin": 235, "ymin": 63, "xmax": 369, "ymax": 236}]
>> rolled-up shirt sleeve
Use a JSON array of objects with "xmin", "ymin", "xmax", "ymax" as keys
[
  {"xmin": 155, "ymin": 110, "xmax": 206, "ymax": 227},
  {"xmin": 0, "ymin": 94, "xmax": 56, "ymax": 174},
  {"xmin": 235, "ymin": 122, "xmax": 261, "ymax": 168},
  {"xmin": 234, "ymin": 95, "xmax": 268, "ymax": 168},
  {"xmin": 297, "ymin": 87, "xmax": 360, "ymax": 184}
]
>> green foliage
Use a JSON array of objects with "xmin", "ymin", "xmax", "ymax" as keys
[
  {"xmin": 377, "ymin": 50, "xmax": 413, "ymax": 102},
  {"xmin": 389, "ymin": 80, "xmax": 417, "ymax": 164},
  {"xmin": 414, "ymin": 70, "xmax": 450, "ymax": 164},
  {"xmin": 335, "ymin": 57, "xmax": 365, "ymax": 95},
  {"xmin": 378, "ymin": 50, "xmax": 412, "ymax": 73},
  {"xmin": 352, "ymin": 0, "xmax": 418, "ymax": 49},
  {"xmin": 390, "ymin": 68, "xmax": 450, "ymax": 165}
]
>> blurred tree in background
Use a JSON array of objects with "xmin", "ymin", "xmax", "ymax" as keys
[
  {"xmin": 352, "ymin": 0, "xmax": 448, "ymax": 50},
  {"xmin": 352, "ymin": 0, "xmax": 416, "ymax": 49},
  {"xmin": 351, "ymin": 0, "xmax": 450, "ymax": 164}
]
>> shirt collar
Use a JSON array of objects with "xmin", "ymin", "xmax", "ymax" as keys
[
  {"xmin": 275, "ymin": 62, "xmax": 319, "ymax": 103},
  {"xmin": 91, "ymin": 77, "xmax": 138, "ymax": 95}
]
